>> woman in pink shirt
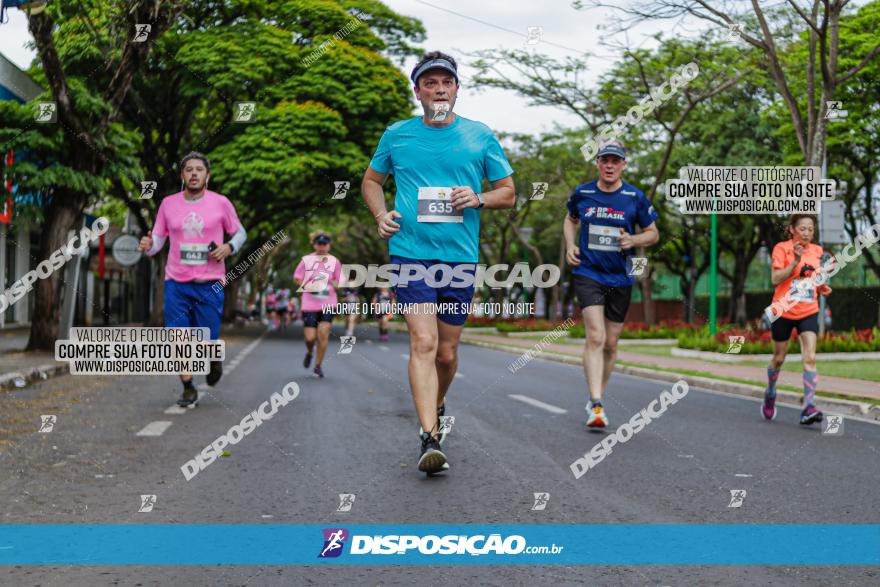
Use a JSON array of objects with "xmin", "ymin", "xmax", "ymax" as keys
[{"xmin": 293, "ymin": 231, "xmax": 342, "ymax": 378}]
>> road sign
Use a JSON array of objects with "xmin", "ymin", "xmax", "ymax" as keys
[
  {"xmin": 112, "ymin": 234, "xmax": 142, "ymax": 267},
  {"xmin": 819, "ymin": 200, "xmax": 847, "ymax": 244}
]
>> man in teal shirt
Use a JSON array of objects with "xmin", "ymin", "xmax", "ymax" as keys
[{"xmin": 361, "ymin": 51, "xmax": 515, "ymax": 474}]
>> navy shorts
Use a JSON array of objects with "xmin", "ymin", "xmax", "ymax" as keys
[
  {"xmin": 164, "ymin": 280, "xmax": 224, "ymax": 340},
  {"xmin": 390, "ymin": 255, "xmax": 475, "ymax": 326}
]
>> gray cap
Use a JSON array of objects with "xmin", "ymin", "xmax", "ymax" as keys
[
  {"xmin": 596, "ymin": 141, "xmax": 626, "ymax": 159},
  {"xmin": 411, "ymin": 58, "xmax": 459, "ymax": 85}
]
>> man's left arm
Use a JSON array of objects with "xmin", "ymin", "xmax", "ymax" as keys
[
  {"xmin": 450, "ymin": 176, "xmax": 516, "ymax": 210},
  {"xmin": 451, "ymin": 130, "xmax": 516, "ymax": 210},
  {"xmin": 620, "ymin": 194, "xmax": 660, "ymax": 250},
  {"xmin": 211, "ymin": 199, "xmax": 247, "ymax": 261},
  {"xmin": 620, "ymin": 222, "xmax": 659, "ymax": 250}
]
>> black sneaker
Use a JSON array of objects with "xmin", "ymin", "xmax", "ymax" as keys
[
  {"xmin": 314, "ymin": 364, "xmax": 324, "ymax": 378},
  {"xmin": 303, "ymin": 352, "xmax": 312, "ymax": 369},
  {"xmin": 418, "ymin": 431, "xmax": 447, "ymax": 474},
  {"xmin": 206, "ymin": 361, "xmax": 223, "ymax": 386},
  {"xmin": 177, "ymin": 385, "xmax": 198, "ymax": 407},
  {"xmin": 419, "ymin": 404, "xmax": 448, "ymax": 445}
]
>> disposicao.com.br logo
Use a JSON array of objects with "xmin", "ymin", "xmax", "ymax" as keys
[{"xmin": 318, "ymin": 529, "xmax": 563, "ymax": 558}]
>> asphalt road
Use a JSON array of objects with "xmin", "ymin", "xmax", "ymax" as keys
[{"xmin": 0, "ymin": 322, "xmax": 878, "ymax": 586}]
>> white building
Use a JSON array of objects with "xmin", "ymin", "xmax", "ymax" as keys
[{"xmin": 0, "ymin": 50, "xmax": 43, "ymax": 328}]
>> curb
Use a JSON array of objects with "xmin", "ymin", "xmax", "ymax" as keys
[
  {"xmin": 0, "ymin": 363, "xmax": 69, "ymax": 392},
  {"xmin": 671, "ymin": 347, "xmax": 880, "ymax": 363},
  {"xmin": 460, "ymin": 336, "xmax": 880, "ymax": 423}
]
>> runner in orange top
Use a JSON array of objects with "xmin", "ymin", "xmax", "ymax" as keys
[{"xmin": 763, "ymin": 214, "xmax": 832, "ymax": 426}]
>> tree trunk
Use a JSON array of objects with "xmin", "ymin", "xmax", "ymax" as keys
[
  {"xmin": 223, "ymin": 276, "xmax": 241, "ymax": 321},
  {"xmin": 639, "ymin": 246, "xmax": 655, "ymax": 324},
  {"xmin": 147, "ymin": 252, "xmax": 167, "ymax": 326},
  {"xmin": 26, "ymin": 195, "xmax": 83, "ymax": 350},
  {"xmin": 686, "ymin": 268, "xmax": 696, "ymax": 323},
  {"xmin": 550, "ymin": 238, "xmax": 565, "ymax": 321}
]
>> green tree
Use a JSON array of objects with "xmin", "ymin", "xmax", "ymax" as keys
[{"xmin": 0, "ymin": 0, "xmax": 182, "ymax": 349}]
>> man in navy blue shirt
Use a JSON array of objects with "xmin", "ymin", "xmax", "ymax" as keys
[{"xmin": 563, "ymin": 140, "xmax": 659, "ymax": 428}]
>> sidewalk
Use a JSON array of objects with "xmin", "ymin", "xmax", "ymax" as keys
[
  {"xmin": 0, "ymin": 327, "xmax": 66, "ymax": 391},
  {"xmin": 459, "ymin": 332, "xmax": 880, "ymax": 403},
  {"xmin": 0, "ymin": 323, "xmax": 269, "ymax": 392}
]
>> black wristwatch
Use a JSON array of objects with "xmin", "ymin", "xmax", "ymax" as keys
[{"xmin": 476, "ymin": 193, "xmax": 485, "ymax": 209}]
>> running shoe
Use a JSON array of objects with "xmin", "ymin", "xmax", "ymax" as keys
[
  {"xmin": 206, "ymin": 361, "xmax": 223, "ymax": 387},
  {"xmin": 799, "ymin": 404, "xmax": 823, "ymax": 425},
  {"xmin": 586, "ymin": 403, "xmax": 608, "ymax": 428},
  {"xmin": 303, "ymin": 352, "xmax": 312, "ymax": 369},
  {"xmin": 419, "ymin": 404, "xmax": 448, "ymax": 445},
  {"xmin": 761, "ymin": 394, "xmax": 777, "ymax": 421},
  {"xmin": 177, "ymin": 385, "xmax": 198, "ymax": 407},
  {"xmin": 418, "ymin": 431, "xmax": 447, "ymax": 474},
  {"xmin": 314, "ymin": 364, "xmax": 324, "ymax": 378},
  {"xmin": 379, "ymin": 334, "xmax": 389, "ymax": 342}
]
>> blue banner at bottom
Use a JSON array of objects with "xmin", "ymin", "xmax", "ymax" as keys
[{"xmin": 1, "ymin": 524, "xmax": 878, "ymax": 565}]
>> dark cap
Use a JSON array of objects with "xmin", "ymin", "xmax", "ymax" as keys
[
  {"xmin": 410, "ymin": 58, "xmax": 459, "ymax": 85},
  {"xmin": 596, "ymin": 141, "xmax": 626, "ymax": 159},
  {"xmin": 313, "ymin": 234, "xmax": 331, "ymax": 244}
]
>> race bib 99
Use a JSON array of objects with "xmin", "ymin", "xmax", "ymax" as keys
[
  {"xmin": 418, "ymin": 187, "xmax": 463, "ymax": 223},
  {"xmin": 587, "ymin": 225, "xmax": 622, "ymax": 252},
  {"xmin": 180, "ymin": 243, "xmax": 209, "ymax": 265}
]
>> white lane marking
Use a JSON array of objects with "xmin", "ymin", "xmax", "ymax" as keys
[
  {"xmin": 454, "ymin": 373, "xmax": 464, "ymax": 379},
  {"xmin": 734, "ymin": 474, "xmax": 753, "ymax": 478},
  {"xmin": 508, "ymin": 394, "xmax": 568, "ymax": 415},
  {"xmin": 136, "ymin": 421, "xmax": 173, "ymax": 437},
  {"xmin": 161, "ymin": 333, "xmax": 266, "ymax": 414},
  {"xmin": 379, "ymin": 346, "xmax": 389, "ymax": 351},
  {"xmin": 401, "ymin": 353, "xmax": 410, "ymax": 360}
]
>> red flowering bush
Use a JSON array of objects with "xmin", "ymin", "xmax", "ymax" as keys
[{"xmin": 678, "ymin": 327, "xmax": 880, "ymax": 353}]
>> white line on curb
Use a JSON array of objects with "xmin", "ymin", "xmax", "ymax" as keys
[
  {"xmin": 160, "ymin": 333, "xmax": 266, "ymax": 416},
  {"xmin": 508, "ymin": 394, "xmax": 568, "ymax": 415}
]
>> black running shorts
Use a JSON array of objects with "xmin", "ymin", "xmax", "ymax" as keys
[
  {"xmin": 302, "ymin": 310, "xmax": 333, "ymax": 328},
  {"xmin": 573, "ymin": 275, "xmax": 632, "ymax": 323},
  {"xmin": 771, "ymin": 312, "xmax": 819, "ymax": 342}
]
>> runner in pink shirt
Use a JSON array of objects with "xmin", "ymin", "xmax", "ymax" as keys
[
  {"xmin": 138, "ymin": 152, "xmax": 247, "ymax": 406},
  {"xmin": 293, "ymin": 231, "xmax": 342, "ymax": 378}
]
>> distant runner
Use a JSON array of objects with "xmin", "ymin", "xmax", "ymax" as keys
[
  {"xmin": 762, "ymin": 214, "xmax": 830, "ymax": 425},
  {"xmin": 373, "ymin": 287, "xmax": 393, "ymax": 342},
  {"xmin": 342, "ymin": 286, "xmax": 360, "ymax": 338},
  {"xmin": 294, "ymin": 231, "xmax": 342, "ymax": 379}
]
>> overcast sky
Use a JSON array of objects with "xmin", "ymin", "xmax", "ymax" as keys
[{"xmin": 0, "ymin": 0, "xmax": 702, "ymax": 135}]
